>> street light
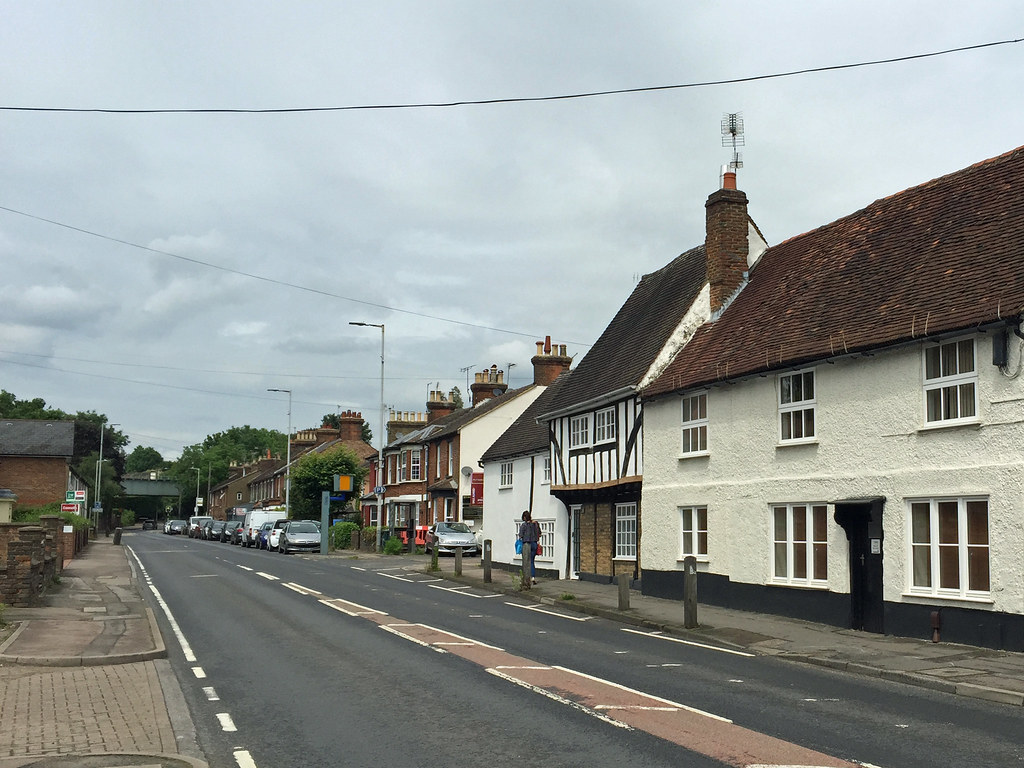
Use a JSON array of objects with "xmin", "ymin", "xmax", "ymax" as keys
[
  {"xmin": 267, "ymin": 388, "xmax": 292, "ymax": 518},
  {"xmin": 350, "ymin": 321, "xmax": 385, "ymax": 553},
  {"xmin": 94, "ymin": 421, "xmax": 119, "ymax": 533}
]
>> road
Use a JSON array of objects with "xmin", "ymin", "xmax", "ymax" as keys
[{"xmin": 127, "ymin": 532, "xmax": 1023, "ymax": 768}]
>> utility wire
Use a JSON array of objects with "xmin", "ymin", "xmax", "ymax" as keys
[
  {"xmin": 0, "ymin": 38, "xmax": 1018, "ymax": 114},
  {"xmin": 0, "ymin": 204, "xmax": 586, "ymax": 345}
]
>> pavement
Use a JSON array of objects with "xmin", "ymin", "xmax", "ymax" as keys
[{"xmin": 2, "ymin": 536, "xmax": 1024, "ymax": 768}]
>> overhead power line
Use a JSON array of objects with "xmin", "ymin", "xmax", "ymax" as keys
[{"xmin": 0, "ymin": 38, "xmax": 1019, "ymax": 114}]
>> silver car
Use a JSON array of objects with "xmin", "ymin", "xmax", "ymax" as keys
[
  {"xmin": 425, "ymin": 521, "xmax": 480, "ymax": 556},
  {"xmin": 278, "ymin": 520, "xmax": 321, "ymax": 554}
]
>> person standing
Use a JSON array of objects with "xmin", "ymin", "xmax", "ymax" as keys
[{"xmin": 518, "ymin": 510, "xmax": 541, "ymax": 585}]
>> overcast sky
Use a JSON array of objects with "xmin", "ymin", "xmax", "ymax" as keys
[{"xmin": 2, "ymin": 2, "xmax": 1021, "ymax": 459}]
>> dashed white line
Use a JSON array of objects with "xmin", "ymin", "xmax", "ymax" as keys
[
  {"xmin": 236, "ymin": 565, "xmax": 254, "ymax": 572},
  {"xmin": 202, "ymin": 686, "xmax": 220, "ymax": 701},
  {"xmin": 283, "ymin": 582, "xmax": 322, "ymax": 596},
  {"xmin": 216, "ymin": 712, "xmax": 237, "ymax": 732},
  {"xmin": 256, "ymin": 571, "xmax": 279, "ymax": 581},
  {"xmin": 505, "ymin": 601, "xmax": 591, "ymax": 620},
  {"xmin": 125, "ymin": 547, "xmax": 198, "ymax": 662},
  {"xmin": 191, "ymin": 667, "xmax": 206, "ymax": 679},
  {"xmin": 233, "ymin": 750, "xmax": 258, "ymax": 768}
]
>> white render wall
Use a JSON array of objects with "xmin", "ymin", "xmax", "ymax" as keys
[
  {"xmin": 482, "ymin": 451, "xmax": 569, "ymax": 577},
  {"xmin": 641, "ymin": 332, "xmax": 1024, "ymax": 615}
]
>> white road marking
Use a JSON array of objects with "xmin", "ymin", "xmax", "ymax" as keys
[
  {"xmin": 256, "ymin": 571, "xmax": 278, "ymax": 581},
  {"xmin": 378, "ymin": 572, "xmax": 417, "ymax": 582},
  {"xmin": 505, "ymin": 601, "xmax": 591, "ymax": 620},
  {"xmin": 283, "ymin": 582, "xmax": 322, "ymax": 596},
  {"xmin": 236, "ymin": 565, "xmax": 253, "ymax": 571},
  {"xmin": 233, "ymin": 750, "xmax": 258, "ymax": 768},
  {"xmin": 202, "ymin": 686, "xmax": 219, "ymax": 701},
  {"xmin": 621, "ymin": 627, "xmax": 755, "ymax": 657},
  {"xmin": 216, "ymin": 712, "xmax": 237, "ymax": 732},
  {"xmin": 430, "ymin": 584, "xmax": 500, "ymax": 598},
  {"xmin": 487, "ymin": 667, "xmax": 633, "ymax": 730},
  {"xmin": 125, "ymin": 547, "xmax": 199, "ymax": 662},
  {"xmin": 319, "ymin": 597, "xmax": 387, "ymax": 616},
  {"xmin": 191, "ymin": 667, "xmax": 206, "ymax": 679}
]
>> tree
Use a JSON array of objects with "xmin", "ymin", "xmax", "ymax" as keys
[
  {"xmin": 288, "ymin": 445, "xmax": 366, "ymax": 519},
  {"xmin": 126, "ymin": 446, "xmax": 165, "ymax": 473},
  {"xmin": 450, "ymin": 387, "xmax": 465, "ymax": 409}
]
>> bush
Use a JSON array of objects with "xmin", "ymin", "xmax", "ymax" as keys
[
  {"xmin": 14, "ymin": 503, "xmax": 90, "ymax": 531},
  {"xmin": 330, "ymin": 521, "xmax": 360, "ymax": 549},
  {"xmin": 361, "ymin": 526, "xmax": 380, "ymax": 549},
  {"xmin": 120, "ymin": 509, "xmax": 136, "ymax": 527},
  {"xmin": 382, "ymin": 535, "xmax": 405, "ymax": 555}
]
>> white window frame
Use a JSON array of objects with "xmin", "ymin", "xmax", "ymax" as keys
[
  {"xmin": 680, "ymin": 392, "xmax": 708, "ymax": 456},
  {"xmin": 771, "ymin": 503, "xmax": 828, "ymax": 586},
  {"xmin": 537, "ymin": 519, "xmax": 554, "ymax": 560},
  {"xmin": 778, "ymin": 369, "xmax": 816, "ymax": 444},
  {"xmin": 398, "ymin": 452, "xmax": 408, "ymax": 483},
  {"xmin": 679, "ymin": 506, "xmax": 708, "ymax": 559},
  {"xmin": 499, "ymin": 461, "xmax": 513, "ymax": 489},
  {"xmin": 436, "ymin": 444, "xmax": 441, "ymax": 478},
  {"xmin": 570, "ymin": 414, "xmax": 590, "ymax": 449},
  {"xmin": 923, "ymin": 338, "xmax": 979, "ymax": 426},
  {"xmin": 447, "ymin": 443, "xmax": 453, "ymax": 477},
  {"xmin": 615, "ymin": 502, "xmax": 637, "ymax": 561},
  {"xmin": 908, "ymin": 496, "xmax": 990, "ymax": 599},
  {"xmin": 542, "ymin": 455, "xmax": 551, "ymax": 484},
  {"xmin": 387, "ymin": 455, "xmax": 393, "ymax": 484},
  {"xmin": 410, "ymin": 451, "xmax": 421, "ymax": 481},
  {"xmin": 593, "ymin": 406, "xmax": 616, "ymax": 445}
]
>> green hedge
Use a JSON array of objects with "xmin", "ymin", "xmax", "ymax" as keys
[
  {"xmin": 330, "ymin": 521, "xmax": 359, "ymax": 549},
  {"xmin": 13, "ymin": 502, "xmax": 90, "ymax": 531}
]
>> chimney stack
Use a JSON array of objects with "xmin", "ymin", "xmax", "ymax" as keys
[
  {"xmin": 532, "ymin": 336, "xmax": 572, "ymax": 386},
  {"xmin": 425, "ymin": 391, "xmax": 457, "ymax": 424},
  {"xmin": 471, "ymin": 365, "xmax": 507, "ymax": 406},
  {"xmin": 705, "ymin": 174, "xmax": 749, "ymax": 314},
  {"xmin": 337, "ymin": 410, "xmax": 364, "ymax": 442}
]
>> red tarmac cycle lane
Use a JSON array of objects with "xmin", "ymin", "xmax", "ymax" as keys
[{"xmin": 316, "ymin": 589, "xmax": 864, "ymax": 768}]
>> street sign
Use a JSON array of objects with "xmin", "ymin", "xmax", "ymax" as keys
[
  {"xmin": 60, "ymin": 503, "xmax": 79, "ymax": 513},
  {"xmin": 74, "ymin": 490, "xmax": 86, "ymax": 501},
  {"xmin": 333, "ymin": 475, "xmax": 354, "ymax": 492},
  {"xmin": 65, "ymin": 491, "xmax": 75, "ymax": 502},
  {"xmin": 374, "ymin": 485, "xmax": 386, "ymax": 494}
]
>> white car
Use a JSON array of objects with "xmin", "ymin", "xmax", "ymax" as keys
[{"xmin": 266, "ymin": 519, "xmax": 289, "ymax": 551}]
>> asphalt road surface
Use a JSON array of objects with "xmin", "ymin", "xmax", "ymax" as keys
[{"xmin": 127, "ymin": 532, "xmax": 1023, "ymax": 768}]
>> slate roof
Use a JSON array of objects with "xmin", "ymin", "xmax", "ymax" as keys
[
  {"xmin": 540, "ymin": 246, "xmax": 708, "ymax": 415},
  {"xmin": 480, "ymin": 372, "xmax": 571, "ymax": 463},
  {"xmin": 0, "ymin": 419, "xmax": 75, "ymax": 457},
  {"xmin": 645, "ymin": 145, "xmax": 1024, "ymax": 398}
]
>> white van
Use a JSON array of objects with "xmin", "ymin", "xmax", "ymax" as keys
[{"xmin": 242, "ymin": 508, "xmax": 286, "ymax": 548}]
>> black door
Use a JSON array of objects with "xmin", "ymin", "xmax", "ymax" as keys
[{"xmin": 834, "ymin": 499, "xmax": 885, "ymax": 634}]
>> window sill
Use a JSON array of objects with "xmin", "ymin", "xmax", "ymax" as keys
[
  {"xmin": 768, "ymin": 580, "xmax": 829, "ymax": 590},
  {"xmin": 917, "ymin": 418, "xmax": 981, "ymax": 433},
  {"xmin": 901, "ymin": 591, "xmax": 994, "ymax": 606},
  {"xmin": 498, "ymin": 486, "xmax": 512, "ymax": 491},
  {"xmin": 613, "ymin": 557, "xmax": 637, "ymax": 563},
  {"xmin": 775, "ymin": 438, "xmax": 818, "ymax": 449},
  {"xmin": 678, "ymin": 450, "xmax": 709, "ymax": 460},
  {"xmin": 677, "ymin": 555, "xmax": 709, "ymax": 564}
]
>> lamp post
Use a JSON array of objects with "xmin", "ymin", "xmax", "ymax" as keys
[
  {"xmin": 94, "ymin": 421, "xmax": 119, "ymax": 533},
  {"xmin": 350, "ymin": 321, "xmax": 385, "ymax": 553},
  {"xmin": 267, "ymin": 388, "xmax": 292, "ymax": 518}
]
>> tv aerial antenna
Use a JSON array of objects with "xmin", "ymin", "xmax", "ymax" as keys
[
  {"xmin": 721, "ymin": 112, "xmax": 744, "ymax": 171},
  {"xmin": 459, "ymin": 364, "xmax": 474, "ymax": 393}
]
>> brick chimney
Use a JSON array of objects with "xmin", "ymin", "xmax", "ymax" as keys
[
  {"xmin": 532, "ymin": 336, "xmax": 572, "ymax": 386},
  {"xmin": 705, "ymin": 170, "xmax": 749, "ymax": 314},
  {"xmin": 425, "ymin": 391, "xmax": 456, "ymax": 425},
  {"xmin": 471, "ymin": 365, "xmax": 507, "ymax": 406},
  {"xmin": 337, "ymin": 410, "xmax": 364, "ymax": 442}
]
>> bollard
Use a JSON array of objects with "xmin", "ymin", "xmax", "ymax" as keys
[
  {"xmin": 683, "ymin": 555, "xmax": 698, "ymax": 628},
  {"xmin": 617, "ymin": 573, "xmax": 630, "ymax": 610},
  {"xmin": 454, "ymin": 545, "xmax": 463, "ymax": 576},
  {"xmin": 483, "ymin": 539, "xmax": 492, "ymax": 583},
  {"xmin": 112, "ymin": 528, "xmax": 122, "ymax": 545},
  {"xmin": 521, "ymin": 546, "xmax": 531, "ymax": 589}
]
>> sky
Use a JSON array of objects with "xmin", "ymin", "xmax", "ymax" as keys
[{"xmin": 1, "ymin": 2, "xmax": 1022, "ymax": 460}]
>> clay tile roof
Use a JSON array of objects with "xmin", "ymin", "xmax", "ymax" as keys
[
  {"xmin": 541, "ymin": 246, "xmax": 707, "ymax": 414},
  {"xmin": 480, "ymin": 372, "xmax": 571, "ymax": 463},
  {"xmin": 645, "ymin": 145, "xmax": 1024, "ymax": 398}
]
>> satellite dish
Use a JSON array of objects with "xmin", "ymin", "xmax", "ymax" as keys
[
  {"xmin": 492, "ymin": 388, "xmax": 503, "ymax": 396},
  {"xmin": 461, "ymin": 466, "xmax": 473, "ymax": 477}
]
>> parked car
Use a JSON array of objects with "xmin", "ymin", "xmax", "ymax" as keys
[
  {"xmin": 242, "ymin": 508, "xmax": 286, "ymax": 548},
  {"xmin": 203, "ymin": 520, "xmax": 227, "ymax": 541},
  {"xmin": 222, "ymin": 520, "xmax": 244, "ymax": 543},
  {"xmin": 165, "ymin": 519, "xmax": 187, "ymax": 535},
  {"xmin": 278, "ymin": 520, "xmax": 321, "ymax": 554},
  {"xmin": 226, "ymin": 520, "xmax": 246, "ymax": 544},
  {"xmin": 188, "ymin": 516, "xmax": 212, "ymax": 538},
  {"xmin": 256, "ymin": 521, "xmax": 274, "ymax": 550},
  {"xmin": 266, "ymin": 519, "xmax": 289, "ymax": 551},
  {"xmin": 140, "ymin": 518, "xmax": 156, "ymax": 531},
  {"xmin": 425, "ymin": 521, "xmax": 480, "ymax": 556}
]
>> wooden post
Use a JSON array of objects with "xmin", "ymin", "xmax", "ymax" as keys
[
  {"xmin": 617, "ymin": 573, "xmax": 630, "ymax": 610},
  {"xmin": 683, "ymin": 555, "xmax": 698, "ymax": 628},
  {"xmin": 454, "ymin": 545, "xmax": 463, "ymax": 576},
  {"xmin": 521, "ymin": 546, "xmax": 531, "ymax": 589},
  {"xmin": 483, "ymin": 539, "xmax": 492, "ymax": 583}
]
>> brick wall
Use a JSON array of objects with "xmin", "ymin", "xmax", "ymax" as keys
[
  {"xmin": 0, "ymin": 456, "xmax": 70, "ymax": 508},
  {"xmin": 0, "ymin": 523, "xmax": 57, "ymax": 607}
]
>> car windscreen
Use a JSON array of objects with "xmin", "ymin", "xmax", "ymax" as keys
[
  {"xmin": 288, "ymin": 522, "xmax": 318, "ymax": 533},
  {"xmin": 439, "ymin": 522, "xmax": 472, "ymax": 533}
]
